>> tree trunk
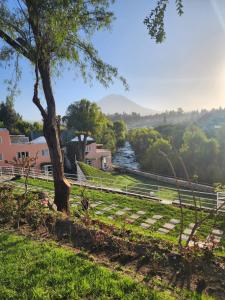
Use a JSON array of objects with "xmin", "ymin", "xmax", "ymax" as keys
[{"xmin": 39, "ymin": 61, "xmax": 71, "ymax": 214}]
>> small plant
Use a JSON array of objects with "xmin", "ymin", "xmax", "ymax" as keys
[
  {"xmin": 75, "ymin": 186, "xmax": 92, "ymax": 226},
  {"xmin": 5, "ymin": 153, "xmax": 38, "ymax": 196},
  {"xmin": 0, "ymin": 185, "xmax": 17, "ymax": 223},
  {"xmin": 159, "ymin": 150, "xmax": 225, "ymax": 255}
]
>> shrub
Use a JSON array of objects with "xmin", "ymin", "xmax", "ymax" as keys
[{"xmin": 0, "ymin": 185, "xmax": 17, "ymax": 223}]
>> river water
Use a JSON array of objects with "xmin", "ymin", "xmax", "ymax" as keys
[{"xmin": 112, "ymin": 141, "xmax": 140, "ymax": 170}]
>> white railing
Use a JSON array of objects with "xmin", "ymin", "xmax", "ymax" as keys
[
  {"xmin": 0, "ymin": 166, "xmax": 224, "ymax": 213},
  {"xmin": 216, "ymin": 192, "xmax": 225, "ymax": 212}
]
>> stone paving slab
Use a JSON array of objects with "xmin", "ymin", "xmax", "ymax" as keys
[
  {"xmin": 161, "ymin": 200, "xmax": 173, "ymax": 205},
  {"xmin": 90, "ymin": 203, "xmax": 99, "ymax": 208},
  {"xmin": 95, "ymin": 211, "xmax": 104, "ymax": 215},
  {"xmin": 183, "ymin": 228, "xmax": 192, "ymax": 235},
  {"xmin": 130, "ymin": 214, "xmax": 140, "ymax": 220},
  {"xmin": 95, "ymin": 201, "xmax": 103, "ymax": 205},
  {"xmin": 152, "ymin": 215, "xmax": 163, "ymax": 220},
  {"xmin": 125, "ymin": 218, "xmax": 135, "ymax": 224},
  {"xmin": 158, "ymin": 228, "xmax": 169, "ymax": 234},
  {"xmin": 102, "ymin": 207, "xmax": 112, "ymax": 212},
  {"xmin": 212, "ymin": 229, "xmax": 223, "ymax": 236},
  {"xmin": 181, "ymin": 234, "xmax": 189, "ymax": 241},
  {"xmin": 140, "ymin": 223, "xmax": 150, "ymax": 229},
  {"xmin": 122, "ymin": 207, "xmax": 132, "ymax": 211},
  {"xmin": 115, "ymin": 210, "xmax": 125, "ymax": 216},
  {"xmin": 108, "ymin": 216, "xmax": 114, "ymax": 220},
  {"xmin": 189, "ymin": 223, "xmax": 195, "ymax": 228},
  {"xmin": 145, "ymin": 218, "xmax": 156, "ymax": 225},
  {"xmin": 136, "ymin": 210, "xmax": 146, "ymax": 215},
  {"xmin": 170, "ymin": 219, "xmax": 180, "ymax": 224},
  {"xmin": 163, "ymin": 223, "xmax": 175, "ymax": 230}
]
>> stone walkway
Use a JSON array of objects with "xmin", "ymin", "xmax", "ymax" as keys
[{"xmin": 7, "ymin": 181, "xmax": 224, "ymax": 246}]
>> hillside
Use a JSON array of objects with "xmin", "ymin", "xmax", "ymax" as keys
[{"xmin": 97, "ymin": 94, "xmax": 157, "ymax": 116}]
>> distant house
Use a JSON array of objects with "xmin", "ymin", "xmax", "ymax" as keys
[
  {"xmin": 0, "ymin": 128, "xmax": 51, "ymax": 171},
  {"xmin": 66, "ymin": 135, "xmax": 112, "ymax": 171}
]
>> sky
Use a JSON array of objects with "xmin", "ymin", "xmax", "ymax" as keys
[{"xmin": 1, "ymin": 0, "xmax": 225, "ymax": 120}]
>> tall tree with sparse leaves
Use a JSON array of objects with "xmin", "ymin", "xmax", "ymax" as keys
[{"xmin": 0, "ymin": 0, "xmax": 126, "ymax": 214}]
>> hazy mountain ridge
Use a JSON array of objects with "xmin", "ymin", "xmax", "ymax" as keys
[{"xmin": 97, "ymin": 94, "xmax": 157, "ymax": 116}]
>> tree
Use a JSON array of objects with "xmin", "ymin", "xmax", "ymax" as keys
[
  {"xmin": 0, "ymin": 1, "xmax": 125, "ymax": 214},
  {"xmin": 63, "ymin": 99, "xmax": 106, "ymax": 161},
  {"xmin": 141, "ymin": 138, "xmax": 172, "ymax": 174},
  {"xmin": 113, "ymin": 120, "xmax": 127, "ymax": 147},
  {"xmin": 180, "ymin": 125, "xmax": 219, "ymax": 183},
  {"xmin": 144, "ymin": 0, "xmax": 184, "ymax": 43},
  {"xmin": 97, "ymin": 119, "xmax": 116, "ymax": 153},
  {"xmin": 128, "ymin": 128, "xmax": 161, "ymax": 160},
  {"xmin": 0, "ymin": 97, "xmax": 22, "ymax": 132}
]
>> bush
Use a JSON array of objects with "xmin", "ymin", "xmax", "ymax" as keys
[
  {"xmin": 0, "ymin": 185, "xmax": 17, "ymax": 223},
  {"xmin": 0, "ymin": 184, "xmax": 57, "ymax": 230}
]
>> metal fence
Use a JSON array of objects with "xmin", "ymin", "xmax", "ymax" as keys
[{"xmin": 0, "ymin": 166, "xmax": 224, "ymax": 213}]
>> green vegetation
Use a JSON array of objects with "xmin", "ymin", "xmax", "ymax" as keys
[
  {"xmin": 79, "ymin": 162, "xmax": 217, "ymax": 208},
  {"xmin": 113, "ymin": 120, "xmax": 127, "ymax": 147},
  {"xmin": 79, "ymin": 161, "xmax": 146, "ymax": 188},
  {"xmin": 0, "ymin": 97, "xmax": 43, "ymax": 138},
  {"xmin": 0, "ymin": 232, "xmax": 176, "ymax": 300},
  {"xmin": 15, "ymin": 178, "xmax": 225, "ymax": 249},
  {"xmin": 63, "ymin": 99, "xmax": 116, "ymax": 159},
  {"xmin": 128, "ymin": 124, "xmax": 225, "ymax": 185}
]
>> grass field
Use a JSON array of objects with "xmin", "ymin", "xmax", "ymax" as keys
[
  {"xmin": 79, "ymin": 162, "xmax": 217, "ymax": 209},
  {"xmin": 0, "ymin": 232, "xmax": 175, "ymax": 300},
  {"xmin": 15, "ymin": 177, "xmax": 225, "ymax": 249},
  {"xmin": 0, "ymin": 232, "xmax": 216, "ymax": 300}
]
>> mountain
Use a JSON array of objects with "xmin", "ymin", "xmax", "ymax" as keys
[{"xmin": 97, "ymin": 94, "xmax": 157, "ymax": 116}]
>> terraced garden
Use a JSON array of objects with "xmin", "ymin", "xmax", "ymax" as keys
[
  {"xmin": 78, "ymin": 163, "xmax": 217, "ymax": 209},
  {"xmin": 13, "ymin": 178, "xmax": 225, "ymax": 250}
]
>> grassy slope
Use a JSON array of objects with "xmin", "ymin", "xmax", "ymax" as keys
[
  {"xmin": 78, "ymin": 163, "xmax": 216, "ymax": 206},
  {"xmin": 0, "ymin": 232, "xmax": 174, "ymax": 300},
  {"xmin": 16, "ymin": 178, "xmax": 225, "ymax": 249}
]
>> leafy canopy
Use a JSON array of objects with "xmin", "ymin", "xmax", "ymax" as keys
[
  {"xmin": 0, "ymin": 0, "xmax": 127, "ymax": 94},
  {"xmin": 63, "ymin": 99, "xmax": 106, "ymax": 137}
]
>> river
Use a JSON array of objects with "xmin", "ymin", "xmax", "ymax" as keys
[{"xmin": 112, "ymin": 141, "xmax": 140, "ymax": 170}]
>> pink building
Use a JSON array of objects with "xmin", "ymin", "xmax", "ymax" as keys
[
  {"xmin": 0, "ymin": 128, "xmax": 51, "ymax": 170},
  {"xmin": 85, "ymin": 142, "xmax": 112, "ymax": 170},
  {"xmin": 66, "ymin": 136, "xmax": 112, "ymax": 171}
]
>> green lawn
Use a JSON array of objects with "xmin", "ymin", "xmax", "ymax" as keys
[
  {"xmin": 14, "ymin": 178, "xmax": 225, "ymax": 249},
  {"xmin": 0, "ymin": 232, "xmax": 216, "ymax": 300},
  {"xmin": 79, "ymin": 163, "xmax": 216, "ymax": 208},
  {"xmin": 0, "ymin": 232, "xmax": 177, "ymax": 300}
]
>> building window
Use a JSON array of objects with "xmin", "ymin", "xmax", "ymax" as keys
[
  {"xmin": 86, "ymin": 159, "xmax": 92, "ymax": 166},
  {"xmin": 17, "ymin": 152, "xmax": 29, "ymax": 159},
  {"xmin": 102, "ymin": 157, "xmax": 107, "ymax": 170},
  {"xmin": 0, "ymin": 153, "xmax": 3, "ymax": 161},
  {"xmin": 42, "ymin": 165, "xmax": 52, "ymax": 173},
  {"xmin": 0, "ymin": 137, "xmax": 2, "ymax": 144},
  {"xmin": 42, "ymin": 149, "xmax": 49, "ymax": 157},
  {"xmin": 85, "ymin": 145, "xmax": 91, "ymax": 152}
]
